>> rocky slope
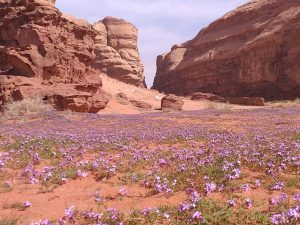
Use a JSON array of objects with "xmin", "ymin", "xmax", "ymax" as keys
[
  {"xmin": 0, "ymin": 0, "xmax": 145, "ymax": 112},
  {"xmin": 153, "ymin": 0, "xmax": 300, "ymax": 100}
]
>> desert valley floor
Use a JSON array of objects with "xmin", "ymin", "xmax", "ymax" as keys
[
  {"xmin": 0, "ymin": 105, "xmax": 299, "ymax": 224},
  {"xmin": 0, "ymin": 0, "xmax": 300, "ymax": 224}
]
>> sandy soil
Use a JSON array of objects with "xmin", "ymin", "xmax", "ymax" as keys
[
  {"xmin": 0, "ymin": 106, "xmax": 299, "ymax": 224},
  {"xmin": 0, "ymin": 77, "xmax": 299, "ymax": 224},
  {"xmin": 99, "ymin": 74, "xmax": 260, "ymax": 115}
]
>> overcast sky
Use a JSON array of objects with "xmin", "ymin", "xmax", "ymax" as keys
[{"xmin": 56, "ymin": 0, "xmax": 248, "ymax": 87}]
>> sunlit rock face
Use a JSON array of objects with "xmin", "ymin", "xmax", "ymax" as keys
[
  {"xmin": 0, "ymin": 0, "xmax": 145, "ymax": 112},
  {"xmin": 92, "ymin": 17, "xmax": 145, "ymax": 87},
  {"xmin": 47, "ymin": 0, "xmax": 56, "ymax": 4},
  {"xmin": 153, "ymin": 0, "xmax": 300, "ymax": 100}
]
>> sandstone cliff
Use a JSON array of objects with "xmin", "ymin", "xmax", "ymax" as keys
[
  {"xmin": 153, "ymin": 0, "xmax": 300, "ymax": 100},
  {"xmin": 93, "ymin": 17, "xmax": 144, "ymax": 86},
  {"xmin": 0, "ymin": 0, "xmax": 145, "ymax": 112}
]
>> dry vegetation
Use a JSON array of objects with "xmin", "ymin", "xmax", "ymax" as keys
[
  {"xmin": 268, "ymin": 99, "xmax": 300, "ymax": 108},
  {"xmin": 204, "ymin": 101, "xmax": 233, "ymax": 111},
  {"xmin": 0, "ymin": 98, "xmax": 53, "ymax": 121}
]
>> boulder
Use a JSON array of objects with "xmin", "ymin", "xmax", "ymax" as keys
[
  {"xmin": 130, "ymin": 99, "xmax": 152, "ymax": 110},
  {"xmin": 115, "ymin": 92, "xmax": 130, "ymax": 105},
  {"xmin": 116, "ymin": 92, "xmax": 129, "ymax": 101},
  {"xmin": 226, "ymin": 97, "xmax": 265, "ymax": 106},
  {"xmin": 191, "ymin": 92, "xmax": 225, "ymax": 102},
  {"xmin": 153, "ymin": 0, "xmax": 300, "ymax": 100},
  {"xmin": 161, "ymin": 94, "xmax": 184, "ymax": 111},
  {"xmin": 0, "ymin": 76, "xmax": 110, "ymax": 113}
]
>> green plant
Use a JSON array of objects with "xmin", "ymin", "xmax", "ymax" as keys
[{"xmin": 291, "ymin": 133, "xmax": 300, "ymax": 141}]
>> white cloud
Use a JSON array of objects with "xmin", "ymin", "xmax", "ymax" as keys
[{"xmin": 56, "ymin": 0, "xmax": 248, "ymax": 87}]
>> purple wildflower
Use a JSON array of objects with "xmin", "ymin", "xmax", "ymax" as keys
[
  {"xmin": 254, "ymin": 179, "xmax": 261, "ymax": 188},
  {"xmin": 24, "ymin": 201, "xmax": 32, "ymax": 208},
  {"xmin": 179, "ymin": 203, "xmax": 190, "ymax": 212},
  {"xmin": 245, "ymin": 198, "xmax": 253, "ymax": 208},
  {"xmin": 272, "ymin": 181, "xmax": 285, "ymax": 191},
  {"xmin": 187, "ymin": 189, "xmax": 201, "ymax": 204},
  {"xmin": 227, "ymin": 199, "xmax": 237, "ymax": 207},
  {"xmin": 141, "ymin": 207, "xmax": 152, "ymax": 216},
  {"xmin": 40, "ymin": 220, "xmax": 53, "ymax": 225},
  {"xmin": 65, "ymin": 206, "xmax": 75, "ymax": 218},
  {"xmin": 159, "ymin": 158, "xmax": 167, "ymax": 166},
  {"xmin": 270, "ymin": 213, "xmax": 288, "ymax": 224},
  {"xmin": 204, "ymin": 182, "xmax": 216, "ymax": 195},
  {"xmin": 293, "ymin": 193, "xmax": 300, "ymax": 202},
  {"xmin": 33, "ymin": 152, "xmax": 39, "ymax": 164},
  {"xmin": 0, "ymin": 160, "xmax": 4, "ymax": 168},
  {"xmin": 192, "ymin": 211, "xmax": 203, "ymax": 221},
  {"xmin": 241, "ymin": 183, "xmax": 250, "ymax": 192},
  {"xmin": 118, "ymin": 187, "xmax": 128, "ymax": 196},
  {"xmin": 77, "ymin": 170, "xmax": 87, "ymax": 178},
  {"xmin": 226, "ymin": 168, "xmax": 241, "ymax": 180}
]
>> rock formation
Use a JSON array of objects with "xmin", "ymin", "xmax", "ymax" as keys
[
  {"xmin": 46, "ymin": 0, "xmax": 56, "ymax": 4},
  {"xmin": 190, "ymin": 92, "xmax": 225, "ymax": 103},
  {"xmin": 161, "ymin": 94, "xmax": 184, "ymax": 111},
  {"xmin": 0, "ymin": 0, "xmax": 144, "ymax": 112},
  {"xmin": 115, "ymin": 92, "xmax": 152, "ymax": 110},
  {"xmin": 130, "ymin": 99, "xmax": 152, "ymax": 110},
  {"xmin": 93, "ymin": 17, "xmax": 145, "ymax": 86},
  {"xmin": 226, "ymin": 97, "xmax": 265, "ymax": 106},
  {"xmin": 153, "ymin": 0, "xmax": 300, "ymax": 100}
]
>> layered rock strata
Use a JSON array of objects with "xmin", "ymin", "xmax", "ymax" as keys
[
  {"xmin": 153, "ymin": 0, "xmax": 300, "ymax": 100},
  {"xmin": 0, "ymin": 0, "xmax": 144, "ymax": 112}
]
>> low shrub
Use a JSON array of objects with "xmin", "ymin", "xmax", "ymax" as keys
[
  {"xmin": 269, "ymin": 98, "xmax": 300, "ymax": 108},
  {"xmin": 204, "ymin": 101, "xmax": 232, "ymax": 111},
  {"xmin": 0, "ymin": 98, "xmax": 54, "ymax": 120}
]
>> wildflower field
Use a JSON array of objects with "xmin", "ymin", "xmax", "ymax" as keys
[{"xmin": 0, "ymin": 107, "xmax": 299, "ymax": 225}]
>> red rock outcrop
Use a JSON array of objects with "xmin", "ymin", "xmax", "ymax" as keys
[
  {"xmin": 114, "ymin": 92, "xmax": 152, "ymax": 110},
  {"xmin": 0, "ymin": 76, "xmax": 110, "ymax": 113},
  {"xmin": 153, "ymin": 0, "xmax": 300, "ymax": 100},
  {"xmin": 190, "ymin": 92, "xmax": 225, "ymax": 103},
  {"xmin": 161, "ymin": 94, "xmax": 184, "ymax": 111},
  {"xmin": 0, "ymin": 0, "xmax": 144, "ymax": 112},
  {"xmin": 130, "ymin": 99, "xmax": 152, "ymax": 110},
  {"xmin": 92, "ymin": 17, "xmax": 145, "ymax": 86},
  {"xmin": 225, "ymin": 97, "xmax": 265, "ymax": 106}
]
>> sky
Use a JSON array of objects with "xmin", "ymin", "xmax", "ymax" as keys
[{"xmin": 56, "ymin": 0, "xmax": 248, "ymax": 87}]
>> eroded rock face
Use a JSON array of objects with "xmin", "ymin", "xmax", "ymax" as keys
[
  {"xmin": 115, "ymin": 92, "xmax": 152, "ymax": 110},
  {"xmin": 225, "ymin": 97, "xmax": 265, "ymax": 106},
  {"xmin": 161, "ymin": 94, "xmax": 184, "ymax": 111},
  {"xmin": 153, "ymin": 0, "xmax": 300, "ymax": 100},
  {"xmin": 0, "ymin": 0, "xmax": 144, "ymax": 112},
  {"xmin": 43, "ymin": 0, "xmax": 56, "ymax": 4},
  {"xmin": 0, "ymin": 76, "xmax": 109, "ymax": 113},
  {"xmin": 130, "ymin": 99, "xmax": 152, "ymax": 110},
  {"xmin": 93, "ymin": 17, "xmax": 145, "ymax": 86},
  {"xmin": 190, "ymin": 92, "xmax": 225, "ymax": 103}
]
